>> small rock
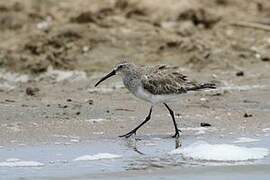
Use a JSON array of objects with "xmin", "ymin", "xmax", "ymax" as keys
[
  {"xmin": 211, "ymin": 92, "xmax": 223, "ymax": 96},
  {"xmin": 115, "ymin": 108, "xmax": 134, "ymax": 112},
  {"xmin": 87, "ymin": 99, "xmax": 93, "ymax": 105},
  {"xmin": 243, "ymin": 100, "xmax": 259, "ymax": 104},
  {"xmin": 5, "ymin": 99, "xmax": 15, "ymax": 102},
  {"xmin": 215, "ymin": 0, "xmax": 228, "ymax": 5},
  {"xmin": 261, "ymin": 56, "xmax": 270, "ymax": 62},
  {"xmin": 66, "ymin": 99, "xmax": 72, "ymax": 102},
  {"xmin": 37, "ymin": 21, "xmax": 49, "ymax": 31},
  {"xmin": 243, "ymin": 113, "xmax": 252, "ymax": 118},
  {"xmin": 36, "ymin": 16, "xmax": 52, "ymax": 32},
  {"xmin": 76, "ymin": 112, "xmax": 81, "ymax": 115},
  {"xmin": 70, "ymin": 11, "xmax": 96, "ymax": 23},
  {"xmin": 58, "ymin": 104, "xmax": 68, "ymax": 108},
  {"xmin": 236, "ymin": 71, "xmax": 244, "ymax": 76},
  {"xmin": 26, "ymin": 87, "xmax": 39, "ymax": 96},
  {"xmin": 256, "ymin": 52, "xmax": 270, "ymax": 62},
  {"xmin": 200, "ymin": 122, "xmax": 211, "ymax": 127}
]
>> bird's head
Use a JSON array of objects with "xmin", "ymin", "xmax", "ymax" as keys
[{"xmin": 95, "ymin": 62, "xmax": 136, "ymax": 87}]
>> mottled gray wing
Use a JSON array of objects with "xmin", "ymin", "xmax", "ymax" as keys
[{"xmin": 141, "ymin": 67, "xmax": 196, "ymax": 95}]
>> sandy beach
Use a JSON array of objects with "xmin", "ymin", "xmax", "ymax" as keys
[{"xmin": 0, "ymin": 71, "xmax": 270, "ymax": 146}]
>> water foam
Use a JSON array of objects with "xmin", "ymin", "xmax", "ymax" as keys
[
  {"xmin": 170, "ymin": 141, "xmax": 269, "ymax": 161},
  {"xmin": 73, "ymin": 153, "xmax": 121, "ymax": 161},
  {"xmin": 0, "ymin": 158, "xmax": 44, "ymax": 167},
  {"xmin": 233, "ymin": 137, "xmax": 260, "ymax": 143}
]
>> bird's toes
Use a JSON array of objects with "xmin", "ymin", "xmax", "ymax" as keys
[
  {"xmin": 171, "ymin": 132, "xmax": 180, "ymax": 138},
  {"xmin": 119, "ymin": 130, "xmax": 136, "ymax": 138}
]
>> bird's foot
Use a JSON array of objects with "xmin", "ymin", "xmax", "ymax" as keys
[
  {"xmin": 171, "ymin": 133, "xmax": 179, "ymax": 138},
  {"xmin": 119, "ymin": 130, "xmax": 137, "ymax": 138},
  {"xmin": 171, "ymin": 129, "xmax": 182, "ymax": 138}
]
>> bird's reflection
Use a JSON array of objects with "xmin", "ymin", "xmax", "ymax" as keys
[
  {"xmin": 125, "ymin": 137, "xmax": 144, "ymax": 155},
  {"xmin": 124, "ymin": 135, "xmax": 182, "ymax": 155},
  {"xmin": 175, "ymin": 136, "xmax": 181, "ymax": 149}
]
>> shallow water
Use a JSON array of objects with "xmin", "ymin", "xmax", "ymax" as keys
[{"xmin": 0, "ymin": 135, "xmax": 269, "ymax": 179}]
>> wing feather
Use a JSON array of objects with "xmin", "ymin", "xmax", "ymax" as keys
[
  {"xmin": 141, "ymin": 65, "xmax": 215, "ymax": 95},
  {"xmin": 141, "ymin": 67, "xmax": 193, "ymax": 95}
]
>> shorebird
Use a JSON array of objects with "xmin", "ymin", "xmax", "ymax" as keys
[{"xmin": 95, "ymin": 62, "xmax": 216, "ymax": 138}]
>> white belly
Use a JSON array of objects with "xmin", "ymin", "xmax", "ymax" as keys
[{"xmin": 133, "ymin": 86, "xmax": 177, "ymax": 104}]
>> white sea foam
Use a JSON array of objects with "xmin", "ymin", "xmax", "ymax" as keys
[
  {"xmin": 6, "ymin": 158, "xmax": 20, "ymax": 162},
  {"xmin": 170, "ymin": 141, "xmax": 269, "ymax": 161},
  {"xmin": 262, "ymin": 128, "xmax": 270, "ymax": 132},
  {"xmin": 70, "ymin": 139, "xmax": 80, "ymax": 143},
  {"xmin": 233, "ymin": 137, "xmax": 260, "ymax": 143},
  {"xmin": 73, "ymin": 153, "xmax": 121, "ymax": 161},
  {"xmin": 0, "ymin": 158, "xmax": 44, "ymax": 167}
]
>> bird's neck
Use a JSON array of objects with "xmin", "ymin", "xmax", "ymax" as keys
[{"xmin": 122, "ymin": 71, "xmax": 141, "ymax": 93}]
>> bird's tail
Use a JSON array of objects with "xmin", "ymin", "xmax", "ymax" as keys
[{"xmin": 186, "ymin": 82, "xmax": 216, "ymax": 91}]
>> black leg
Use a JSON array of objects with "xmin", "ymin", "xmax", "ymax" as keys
[
  {"xmin": 119, "ymin": 106, "xmax": 153, "ymax": 138},
  {"xmin": 164, "ymin": 103, "xmax": 181, "ymax": 138}
]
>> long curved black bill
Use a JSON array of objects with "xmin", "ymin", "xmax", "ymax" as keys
[{"xmin": 95, "ymin": 70, "xmax": 116, "ymax": 87}]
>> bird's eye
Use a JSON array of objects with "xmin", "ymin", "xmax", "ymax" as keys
[{"xmin": 118, "ymin": 65, "xmax": 123, "ymax": 69}]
